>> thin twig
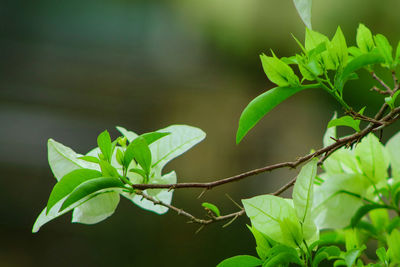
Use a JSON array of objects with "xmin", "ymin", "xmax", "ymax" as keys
[{"xmin": 371, "ymin": 71, "xmax": 393, "ymax": 94}]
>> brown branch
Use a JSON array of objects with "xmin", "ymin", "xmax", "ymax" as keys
[
  {"xmin": 371, "ymin": 71, "xmax": 393, "ymax": 94},
  {"xmin": 131, "ymin": 106, "xmax": 400, "ymax": 191}
]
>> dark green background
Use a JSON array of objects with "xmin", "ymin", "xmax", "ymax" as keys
[{"xmin": 1, "ymin": 0, "xmax": 400, "ymax": 266}]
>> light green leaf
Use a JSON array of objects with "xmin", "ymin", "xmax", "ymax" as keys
[
  {"xmin": 47, "ymin": 139, "xmax": 99, "ymax": 181},
  {"xmin": 217, "ymin": 255, "xmax": 262, "ymax": 267},
  {"xmin": 323, "ymin": 147, "xmax": 360, "ymax": 174},
  {"xmin": 260, "ymin": 53, "xmax": 300, "ymax": 87},
  {"xmin": 356, "ymin": 24, "xmax": 375, "ymax": 53},
  {"xmin": 97, "ymin": 130, "xmax": 112, "ymax": 162},
  {"xmin": 46, "ymin": 168, "xmax": 103, "ymax": 213},
  {"xmin": 323, "ymin": 113, "xmax": 337, "ymax": 147},
  {"xmin": 293, "ymin": 0, "xmax": 312, "ymax": 29},
  {"xmin": 236, "ymin": 84, "xmax": 318, "ymax": 143},
  {"xmin": 72, "ymin": 191, "xmax": 120, "ymax": 224},
  {"xmin": 395, "ymin": 41, "xmax": 400, "ymax": 65},
  {"xmin": 354, "ymin": 133, "xmax": 389, "ymax": 184},
  {"xmin": 150, "ymin": 125, "xmax": 206, "ymax": 173},
  {"xmin": 60, "ymin": 177, "xmax": 125, "ymax": 212},
  {"xmin": 313, "ymin": 173, "xmax": 369, "ymax": 229},
  {"xmin": 293, "ymin": 158, "xmax": 318, "ymax": 223},
  {"xmin": 116, "ymin": 126, "xmax": 138, "ymax": 142},
  {"xmin": 99, "ymin": 160, "xmax": 120, "ymax": 178},
  {"xmin": 305, "ymin": 28, "xmax": 334, "ymax": 69},
  {"xmin": 387, "ymin": 229, "xmax": 400, "ymax": 262},
  {"xmin": 243, "ymin": 195, "xmax": 301, "ymax": 247},
  {"xmin": 376, "ymin": 247, "xmax": 387, "ymax": 264},
  {"xmin": 123, "ymin": 171, "xmax": 177, "ymax": 214},
  {"xmin": 374, "ymin": 34, "xmax": 393, "ymax": 66},
  {"xmin": 202, "ymin": 202, "xmax": 221, "ymax": 217},
  {"xmin": 124, "ymin": 136, "xmax": 151, "ymax": 175},
  {"xmin": 327, "ymin": 115, "xmax": 361, "ymax": 132},
  {"xmin": 385, "ymin": 90, "xmax": 400, "ymax": 109},
  {"xmin": 344, "ymin": 246, "xmax": 366, "ymax": 267},
  {"xmin": 350, "ymin": 204, "xmax": 391, "ymax": 228},
  {"xmin": 386, "ymin": 131, "xmax": 400, "ymax": 178}
]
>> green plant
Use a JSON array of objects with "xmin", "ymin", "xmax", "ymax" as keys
[{"xmin": 33, "ymin": 1, "xmax": 400, "ymax": 266}]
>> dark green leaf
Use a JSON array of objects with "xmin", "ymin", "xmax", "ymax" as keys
[
  {"xmin": 350, "ymin": 204, "xmax": 391, "ymax": 227},
  {"xmin": 60, "ymin": 177, "xmax": 125, "ymax": 212},
  {"xmin": 236, "ymin": 84, "xmax": 318, "ymax": 143},
  {"xmin": 385, "ymin": 90, "xmax": 400, "ymax": 109},
  {"xmin": 313, "ymin": 246, "xmax": 341, "ymax": 267},
  {"xmin": 124, "ymin": 136, "xmax": 152, "ymax": 175},
  {"xmin": 140, "ymin": 132, "xmax": 170, "ymax": 145},
  {"xmin": 260, "ymin": 53, "xmax": 300, "ymax": 87},
  {"xmin": 78, "ymin": 156, "xmax": 99, "ymax": 164},
  {"xmin": 202, "ymin": 202, "xmax": 221, "ymax": 217},
  {"xmin": 263, "ymin": 252, "xmax": 303, "ymax": 267},
  {"xmin": 216, "ymin": 255, "xmax": 262, "ymax": 267},
  {"xmin": 46, "ymin": 169, "xmax": 103, "ymax": 214},
  {"xmin": 97, "ymin": 130, "xmax": 112, "ymax": 162}
]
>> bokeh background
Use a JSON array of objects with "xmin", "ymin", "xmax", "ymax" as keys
[{"xmin": 2, "ymin": 0, "xmax": 400, "ymax": 266}]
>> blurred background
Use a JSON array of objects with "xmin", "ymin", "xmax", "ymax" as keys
[{"xmin": 1, "ymin": 0, "xmax": 400, "ymax": 266}]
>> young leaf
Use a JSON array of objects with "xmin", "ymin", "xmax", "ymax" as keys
[
  {"xmin": 242, "ymin": 195, "xmax": 301, "ymax": 247},
  {"xmin": 124, "ymin": 136, "xmax": 152, "ymax": 175},
  {"xmin": 395, "ymin": 41, "xmax": 400, "ymax": 65},
  {"xmin": 387, "ymin": 230, "xmax": 400, "ymax": 262},
  {"xmin": 374, "ymin": 34, "xmax": 393, "ymax": 66},
  {"xmin": 129, "ymin": 168, "xmax": 147, "ymax": 180},
  {"xmin": 356, "ymin": 24, "xmax": 375, "ymax": 53},
  {"xmin": 202, "ymin": 202, "xmax": 221, "ymax": 217},
  {"xmin": 247, "ymin": 225, "xmax": 272, "ymax": 261},
  {"xmin": 344, "ymin": 245, "xmax": 366, "ymax": 267},
  {"xmin": 236, "ymin": 84, "xmax": 318, "ymax": 144},
  {"xmin": 78, "ymin": 156, "xmax": 100, "ymax": 164},
  {"xmin": 99, "ymin": 160, "xmax": 120, "ymax": 178},
  {"xmin": 216, "ymin": 255, "xmax": 262, "ymax": 267},
  {"xmin": 354, "ymin": 133, "xmax": 389, "ymax": 184},
  {"xmin": 376, "ymin": 247, "xmax": 387, "ymax": 265},
  {"xmin": 293, "ymin": 158, "xmax": 318, "ymax": 223},
  {"xmin": 97, "ymin": 130, "xmax": 112, "ymax": 163},
  {"xmin": 116, "ymin": 126, "xmax": 138, "ymax": 142},
  {"xmin": 260, "ymin": 53, "xmax": 300, "ymax": 87},
  {"xmin": 46, "ymin": 168, "xmax": 103, "ymax": 213},
  {"xmin": 60, "ymin": 177, "xmax": 125, "ymax": 212},
  {"xmin": 305, "ymin": 28, "xmax": 334, "ymax": 70},
  {"xmin": 327, "ymin": 115, "xmax": 361, "ymax": 132},
  {"xmin": 116, "ymin": 148, "xmax": 124, "ymax": 166},
  {"xmin": 293, "ymin": 0, "xmax": 312, "ymax": 29},
  {"xmin": 263, "ymin": 252, "xmax": 303, "ymax": 267},
  {"xmin": 329, "ymin": 26, "xmax": 348, "ymax": 69}
]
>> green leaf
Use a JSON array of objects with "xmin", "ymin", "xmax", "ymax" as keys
[
  {"xmin": 386, "ymin": 131, "xmax": 400, "ymax": 179},
  {"xmin": 140, "ymin": 132, "xmax": 170, "ymax": 145},
  {"xmin": 202, "ymin": 202, "xmax": 221, "ymax": 217},
  {"xmin": 97, "ymin": 130, "xmax": 112, "ymax": 162},
  {"xmin": 395, "ymin": 41, "xmax": 400, "ymax": 65},
  {"xmin": 335, "ymin": 49, "xmax": 384, "ymax": 92},
  {"xmin": 99, "ymin": 160, "xmax": 120, "ymax": 178},
  {"xmin": 350, "ymin": 204, "xmax": 391, "ymax": 228},
  {"xmin": 376, "ymin": 247, "xmax": 387, "ymax": 265},
  {"xmin": 124, "ymin": 136, "xmax": 152, "ymax": 175},
  {"xmin": 242, "ymin": 195, "xmax": 301, "ymax": 247},
  {"xmin": 305, "ymin": 28, "xmax": 334, "ymax": 70},
  {"xmin": 293, "ymin": 158, "xmax": 318, "ymax": 223},
  {"xmin": 374, "ymin": 34, "xmax": 393, "ymax": 66},
  {"xmin": 236, "ymin": 84, "xmax": 318, "ymax": 143},
  {"xmin": 313, "ymin": 246, "xmax": 341, "ymax": 267},
  {"xmin": 78, "ymin": 156, "xmax": 100, "ymax": 164},
  {"xmin": 329, "ymin": 26, "xmax": 348, "ymax": 69},
  {"xmin": 354, "ymin": 133, "xmax": 389, "ymax": 183},
  {"xmin": 47, "ymin": 139, "xmax": 99, "ymax": 181},
  {"xmin": 369, "ymin": 208, "xmax": 390, "ymax": 231},
  {"xmin": 385, "ymin": 90, "xmax": 400, "ymax": 109},
  {"xmin": 356, "ymin": 24, "xmax": 375, "ymax": 53},
  {"xmin": 116, "ymin": 148, "xmax": 124, "ymax": 166},
  {"xmin": 216, "ymin": 255, "xmax": 262, "ymax": 267},
  {"xmin": 327, "ymin": 116, "xmax": 361, "ymax": 132},
  {"xmin": 293, "ymin": 0, "xmax": 312, "ymax": 29},
  {"xmin": 247, "ymin": 225, "xmax": 272, "ymax": 261},
  {"xmin": 260, "ymin": 53, "xmax": 300, "ymax": 87},
  {"xmin": 387, "ymin": 229, "xmax": 400, "ymax": 262},
  {"xmin": 128, "ymin": 168, "xmax": 147, "ymax": 180},
  {"xmin": 264, "ymin": 252, "xmax": 303, "ymax": 267},
  {"xmin": 60, "ymin": 177, "xmax": 125, "ymax": 212},
  {"xmin": 344, "ymin": 246, "xmax": 366, "ymax": 267},
  {"xmin": 46, "ymin": 168, "xmax": 103, "ymax": 213},
  {"xmin": 72, "ymin": 191, "xmax": 120, "ymax": 224}
]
